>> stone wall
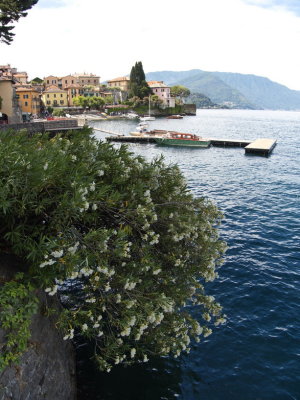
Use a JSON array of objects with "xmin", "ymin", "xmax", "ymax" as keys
[
  {"xmin": 0, "ymin": 119, "xmax": 80, "ymax": 134},
  {"xmin": 182, "ymin": 104, "xmax": 197, "ymax": 115},
  {"xmin": 0, "ymin": 256, "xmax": 76, "ymax": 400}
]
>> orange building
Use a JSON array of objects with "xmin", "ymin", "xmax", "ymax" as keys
[{"xmin": 15, "ymin": 87, "xmax": 41, "ymax": 116}]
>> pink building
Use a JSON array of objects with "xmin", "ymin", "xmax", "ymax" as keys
[{"xmin": 147, "ymin": 81, "xmax": 175, "ymax": 107}]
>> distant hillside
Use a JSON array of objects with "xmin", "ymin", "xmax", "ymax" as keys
[
  {"xmin": 187, "ymin": 92, "xmax": 221, "ymax": 109},
  {"xmin": 213, "ymin": 72, "xmax": 300, "ymax": 110},
  {"xmin": 146, "ymin": 69, "xmax": 300, "ymax": 110}
]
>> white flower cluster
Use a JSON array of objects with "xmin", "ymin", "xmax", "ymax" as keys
[
  {"xmin": 45, "ymin": 285, "xmax": 58, "ymax": 296},
  {"xmin": 97, "ymin": 266, "xmax": 115, "ymax": 277},
  {"xmin": 147, "ymin": 312, "xmax": 164, "ymax": 326},
  {"xmin": 85, "ymin": 297, "xmax": 96, "ymax": 303},
  {"xmin": 63, "ymin": 329, "xmax": 74, "ymax": 341},
  {"xmin": 126, "ymin": 299, "xmax": 136, "ymax": 309},
  {"xmin": 203, "ymin": 327, "xmax": 212, "ymax": 338},
  {"xmin": 39, "ymin": 248, "xmax": 64, "ymax": 268},
  {"xmin": 144, "ymin": 189, "xmax": 152, "ymax": 204},
  {"xmin": 68, "ymin": 241, "xmax": 80, "ymax": 255},
  {"xmin": 149, "ymin": 231, "xmax": 160, "ymax": 246},
  {"xmin": 120, "ymin": 326, "xmax": 131, "ymax": 337},
  {"xmin": 124, "ymin": 279, "xmax": 136, "ymax": 291},
  {"xmin": 152, "ymin": 268, "xmax": 161, "ymax": 275},
  {"xmin": 79, "ymin": 267, "xmax": 94, "ymax": 277},
  {"xmin": 214, "ymin": 317, "xmax": 227, "ymax": 326},
  {"xmin": 122, "ymin": 241, "xmax": 132, "ymax": 258}
]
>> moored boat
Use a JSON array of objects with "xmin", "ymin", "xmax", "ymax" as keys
[
  {"xmin": 154, "ymin": 132, "xmax": 210, "ymax": 148},
  {"xmin": 166, "ymin": 115, "xmax": 183, "ymax": 119}
]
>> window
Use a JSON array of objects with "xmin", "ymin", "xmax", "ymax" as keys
[
  {"xmin": 47, "ymin": 94, "xmax": 50, "ymax": 98},
  {"xmin": 60, "ymin": 100, "xmax": 64, "ymax": 105},
  {"xmin": 61, "ymin": 94, "xmax": 63, "ymax": 97},
  {"xmin": 72, "ymin": 80, "xmax": 74, "ymax": 84},
  {"xmin": 23, "ymin": 94, "xmax": 29, "ymax": 99},
  {"xmin": 47, "ymin": 80, "xmax": 49, "ymax": 84},
  {"xmin": 54, "ymin": 94, "xmax": 56, "ymax": 98},
  {"xmin": 47, "ymin": 101, "xmax": 51, "ymax": 105},
  {"xmin": 25, "ymin": 101, "xmax": 28, "ymax": 106},
  {"xmin": 65, "ymin": 80, "xmax": 67, "ymax": 84},
  {"xmin": 16, "ymin": 94, "xmax": 20, "ymax": 99}
]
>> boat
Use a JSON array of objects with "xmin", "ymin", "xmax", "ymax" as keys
[
  {"xmin": 154, "ymin": 132, "xmax": 210, "ymax": 148},
  {"xmin": 139, "ymin": 96, "xmax": 156, "ymax": 121},
  {"xmin": 166, "ymin": 115, "xmax": 183, "ymax": 119},
  {"xmin": 140, "ymin": 116, "xmax": 156, "ymax": 121},
  {"xmin": 130, "ymin": 122, "xmax": 150, "ymax": 136},
  {"xmin": 126, "ymin": 112, "xmax": 139, "ymax": 119}
]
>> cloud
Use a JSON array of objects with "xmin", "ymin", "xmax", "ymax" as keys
[
  {"xmin": 243, "ymin": 0, "xmax": 300, "ymax": 16},
  {"xmin": 36, "ymin": 0, "xmax": 70, "ymax": 8}
]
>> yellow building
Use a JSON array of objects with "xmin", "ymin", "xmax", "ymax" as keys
[
  {"xmin": 0, "ymin": 77, "xmax": 22, "ymax": 123},
  {"xmin": 42, "ymin": 85, "xmax": 68, "ymax": 108},
  {"xmin": 107, "ymin": 77, "xmax": 130, "ymax": 92},
  {"xmin": 15, "ymin": 87, "xmax": 41, "ymax": 116}
]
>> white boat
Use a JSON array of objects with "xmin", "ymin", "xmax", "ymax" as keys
[
  {"xmin": 130, "ymin": 122, "xmax": 149, "ymax": 136},
  {"xmin": 126, "ymin": 112, "xmax": 139, "ymax": 119},
  {"xmin": 140, "ymin": 116, "xmax": 156, "ymax": 121},
  {"xmin": 139, "ymin": 96, "xmax": 156, "ymax": 121}
]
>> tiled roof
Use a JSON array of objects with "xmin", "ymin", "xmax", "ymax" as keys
[
  {"xmin": 43, "ymin": 85, "xmax": 66, "ymax": 94},
  {"xmin": 147, "ymin": 80, "xmax": 169, "ymax": 88},
  {"xmin": 108, "ymin": 77, "xmax": 130, "ymax": 82},
  {"xmin": 16, "ymin": 87, "xmax": 39, "ymax": 92}
]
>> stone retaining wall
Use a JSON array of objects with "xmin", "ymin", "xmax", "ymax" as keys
[{"xmin": 0, "ymin": 256, "xmax": 76, "ymax": 400}]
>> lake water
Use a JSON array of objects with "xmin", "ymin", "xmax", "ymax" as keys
[{"xmin": 77, "ymin": 110, "xmax": 300, "ymax": 400}]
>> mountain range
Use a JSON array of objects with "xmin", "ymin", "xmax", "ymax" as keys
[{"xmin": 146, "ymin": 69, "xmax": 300, "ymax": 110}]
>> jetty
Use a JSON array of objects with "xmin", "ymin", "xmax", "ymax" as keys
[
  {"xmin": 245, "ymin": 139, "xmax": 277, "ymax": 156},
  {"xmin": 104, "ymin": 134, "xmax": 276, "ymax": 156}
]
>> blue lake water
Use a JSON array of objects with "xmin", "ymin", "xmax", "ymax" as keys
[{"xmin": 77, "ymin": 110, "xmax": 300, "ymax": 400}]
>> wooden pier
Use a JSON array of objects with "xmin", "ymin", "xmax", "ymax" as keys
[
  {"xmin": 101, "ymin": 131, "xmax": 276, "ymax": 156},
  {"xmin": 245, "ymin": 139, "xmax": 277, "ymax": 156}
]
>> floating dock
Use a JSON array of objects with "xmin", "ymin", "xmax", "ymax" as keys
[
  {"xmin": 103, "ymin": 133, "xmax": 276, "ymax": 156},
  {"xmin": 245, "ymin": 139, "xmax": 277, "ymax": 156}
]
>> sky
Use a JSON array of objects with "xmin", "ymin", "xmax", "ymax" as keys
[{"xmin": 1, "ymin": 0, "xmax": 300, "ymax": 90}]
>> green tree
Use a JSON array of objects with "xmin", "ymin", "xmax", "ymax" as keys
[
  {"xmin": 103, "ymin": 96, "xmax": 114, "ymax": 105},
  {"xmin": 89, "ymin": 96, "xmax": 105, "ymax": 110},
  {"xmin": 170, "ymin": 85, "xmax": 191, "ymax": 104},
  {"xmin": 0, "ymin": 128, "xmax": 226, "ymax": 372},
  {"xmin": 129, "ymin": 62, "xmax": 152, "ymax": 99},
  {"xmin": 30, "ymin": 77, "xmax": 43, "ymax": 84},
  {"xmin": 73, "ymin": 95, "xmax": 90, "ymax": 109},
  {"xmin": 0, "ymin": 0, "xmax": 38, "ymax": 44},
  {"xmin": 53, "ymin": 109, "xmax": 66, "ymax": 117}
]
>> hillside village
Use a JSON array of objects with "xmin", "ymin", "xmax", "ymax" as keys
[{"xmin": 0, "ymin": 64, "xmax": 178, "ymax": 124}]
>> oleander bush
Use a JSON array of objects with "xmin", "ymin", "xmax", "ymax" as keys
[{"xmin": 0, "ymin": 127, "xmax": 226, "ymax": 372}]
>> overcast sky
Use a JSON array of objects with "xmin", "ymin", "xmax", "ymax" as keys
[{"xmin": 1, "ymin": 0, "xmax": 300, "ymax": 90}]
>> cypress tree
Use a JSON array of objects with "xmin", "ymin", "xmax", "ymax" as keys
[{"xmin": 129, "ymin": 61, "xmax": 151, "ymax": 99}]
